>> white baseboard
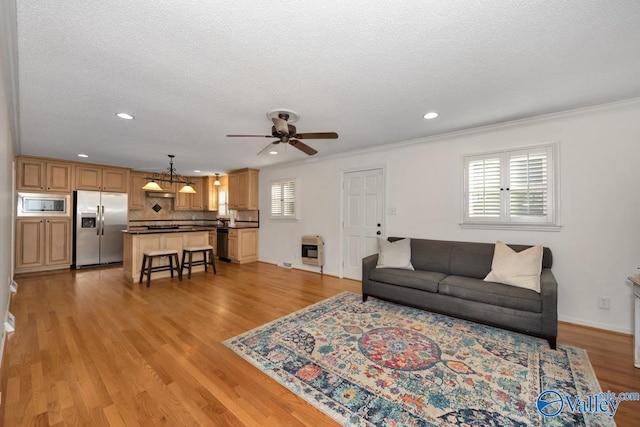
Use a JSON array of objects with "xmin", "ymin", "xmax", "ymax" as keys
[{"xmin": 558, "ymin": 315, "xmax": 632, "ymax": 335}]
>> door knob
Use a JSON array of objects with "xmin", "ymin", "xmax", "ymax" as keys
[{"xmin": 376, "ymin": 231, "xmax": 381, "ymax": 235}]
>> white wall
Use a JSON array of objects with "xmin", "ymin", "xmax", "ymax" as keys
[
  {"xmin": 259, "ymin": 99, "xmax": 640, "ymax": 334},
  {"xmin": 0, "ymin": 32, "xmax": 16, "ymax": 366}
]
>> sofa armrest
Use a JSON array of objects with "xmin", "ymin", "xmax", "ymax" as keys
[
  {"xmin": 362, "ymin": 253, "xmax": 379, "ymax": 282},
  {"xmin": 539, "ymin": 268, "xmax": 558, "ymax": 336}
]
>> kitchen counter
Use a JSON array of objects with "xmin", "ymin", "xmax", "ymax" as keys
[{"xmin": 123, "ymin": 224, "xmax": 259, "ymax": 235}]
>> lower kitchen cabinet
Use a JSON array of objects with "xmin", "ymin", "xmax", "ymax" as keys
[
  {"xmin": 15, "ymin": 217, "xmax": 71, "ymax": 273},
  {"xmin": 228, "ymin": 228, "xmax": 259, "ymax": 264}
]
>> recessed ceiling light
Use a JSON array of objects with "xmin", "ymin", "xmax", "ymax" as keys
[
  {"xmin": 269, "ymin": 150, "xmax": 278, "ymax": 155},
  {"xmin": 423, "ymin": 112, "xmax": 439, "ymax": 119},
  {"xmin": 116, "ymin": 112, "xmax": 134, "ymax": 120},
  {"xmin": 194, "ymin": 170, "xmax": 201, "ymax": 173},
  {"xmin": 77, "ymin": 154, "xmax": 89, "ymax": 158}
]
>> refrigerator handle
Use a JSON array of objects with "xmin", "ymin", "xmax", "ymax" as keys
[
  {"xmin": 97, "ymin": 205, "xmax": 101, "ymax": 235},
  {"xmin": 101, "ymin": 205, "xmax": 105, "ymax": 235}
]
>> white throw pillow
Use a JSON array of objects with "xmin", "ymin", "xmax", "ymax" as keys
[
  {"xmin": 376, "ymin": 238, "xmax": 414, "ymax": 270},
  {"xmin": 484, "ymin": 241, "xmax": 543, "ymax": 292}
]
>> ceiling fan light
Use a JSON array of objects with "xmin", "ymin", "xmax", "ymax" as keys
[
  {"xmin": 179, "ymin": 184, "xmax": 196, "ymax": 194},
  {"xmin": 142, "ymin": 180, "xmax": 163, "ymax": 191}
]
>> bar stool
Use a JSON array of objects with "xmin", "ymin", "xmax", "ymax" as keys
[
  {"xmin": 181, "ymin": 245, "xmax": 216, "ymax": 279},
  {"xmin": 139, "ymin": 249, "xmax": 182, "ymax": 287}
]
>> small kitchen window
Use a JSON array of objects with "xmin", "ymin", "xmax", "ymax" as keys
[{"xmin": 271, "ymin": 178, "xmax": 298, "ymax": 219}]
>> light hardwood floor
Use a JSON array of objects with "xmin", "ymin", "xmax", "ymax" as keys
[{"xmin": 1, "ymin": 262, "xmax": 638, "ymax": 426}]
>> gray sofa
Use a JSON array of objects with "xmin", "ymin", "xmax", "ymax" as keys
[{"xmin": 362, "ymin": 237, "xmax": 558, "ymax": 348}]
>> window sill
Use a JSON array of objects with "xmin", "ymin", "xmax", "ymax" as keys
[{"xmin": 460, "ymin": 223, "xmax": 562, "ymax": 232}]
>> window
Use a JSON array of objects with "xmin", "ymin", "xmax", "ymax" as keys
[
  {"xmin": 463, "ymin": 143, "xmax": 559, "ymax": 230},
  {"xmin": 271, "ymin": 178, "xmax": 298, "ymax": 219},
  {"xmin": 218, "ymin": 189, "xmax": 228, "ymax": 216}
]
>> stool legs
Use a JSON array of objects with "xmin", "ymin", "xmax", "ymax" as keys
[
  {"xmin": 139, "ymin": 255, "xmax": 148, "ymax": 284},
  {"xmin": 209, "ymin": 249, "xmax": 216, "ymax": 274},
  {"xmin": 181, "ymin": 249, "xmax": 216, "ymax": 278},
  {"xmin": 140, "ymin": 253, "xmax": 182, "ymax": 287},
  {"xmin": 146, "ymin": 256, "xmax": 153, "ymax": 287}
]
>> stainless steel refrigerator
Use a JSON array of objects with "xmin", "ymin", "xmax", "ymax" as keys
[{"xmin": 74, "ymin": 190, "xmax": 128, "ymax": 268}]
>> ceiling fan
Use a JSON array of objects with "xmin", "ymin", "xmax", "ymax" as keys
[{"xmin": 227, "ymin": 110, "xmax": 338, "ymax": 156}]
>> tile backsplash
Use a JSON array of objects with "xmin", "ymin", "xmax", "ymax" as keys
[{"xmin": 128, "ymin": 197, "xmax": 217, "ymax": 221}]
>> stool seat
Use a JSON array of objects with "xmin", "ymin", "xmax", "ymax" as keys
[
  {"xmin": 182, "ymin": 245, "xmax": 216, "ymax": 279},
  {"xmin": 183, "ymin": 245, "xmax": 213, "ymax": 251},
  {"xmin": 139, "ymin": 249, "xmax": 182, "ymax": 287},
  {"xmin": 144, "ymin": 248, "xmax": 179, "ymax": 256}
]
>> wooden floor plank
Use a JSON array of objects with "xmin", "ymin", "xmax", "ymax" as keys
[{"xmin": 0, "ymin": 262, "xmax": 638, "ymax": 426}]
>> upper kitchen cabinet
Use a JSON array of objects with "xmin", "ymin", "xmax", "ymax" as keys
[
  {"xmin": 129, "ymin": 171, "xmax": 147, "ymax": 210},
  {"xmin": 75, "ymin": 164, "xmax": 130, "ymax": 193},
  {"xmin": 203, "ymin": 176, "xmax": 218, "ymax": 211},
  {"xmin": 16, "ymin": 156, "xmax": 73, "ymax": 193},
  {"xmin": 174, "ymin": 177, "xmax": 204, "ymax": 211},
  {"xmin": 228, "ymin": 168, "xmax": 259, "ymax": 210}
]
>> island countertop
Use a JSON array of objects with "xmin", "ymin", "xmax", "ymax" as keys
[{"xmin": 122, "ymin": 224, "xmax": 259, "ymax": 235}]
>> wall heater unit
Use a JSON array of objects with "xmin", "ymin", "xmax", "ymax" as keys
[{"xmin": 301, "ymin": 235, "xmax": 324, "ymax": 273}]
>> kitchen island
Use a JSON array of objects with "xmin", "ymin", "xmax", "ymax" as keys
[{"xmin": 122, "ymin": 228, "xmax": 213, "ymax": 283}]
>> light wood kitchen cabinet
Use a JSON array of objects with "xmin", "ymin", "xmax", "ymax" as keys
[
  {"xmin": 129, "ymin": 171, "xmax": 147, "ymax": 210},
  {"xmin": 15, "ymin": 217, "xmax": 71, "ymax": 272},
  {"xmin": 16, "ymin": 157, "xmax": 73, "ymax": 192},
  {"xmin": 203, "ymin": 176, "xmax": 218, "ymax": 211},
  {"xmin": 228, "ymin": 168, "xmax": 259, "ymax": 210},
  {"xmin": 174, "ymin": 177, "xmax": 204, "ymax": 211},
  {"xmin": 75, "ymin": 165, "xmax": 129, "ymax": 192},
  {"xmin": 228, "ymin": 228, "xmax": 259, "ymax": 263}
]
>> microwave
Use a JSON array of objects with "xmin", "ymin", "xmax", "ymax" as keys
[{"xmin": 17, "ymin": 193, "xmax": 71, "ymax": 217}]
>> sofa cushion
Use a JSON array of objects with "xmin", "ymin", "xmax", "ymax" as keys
[
  {"xmin": 376, "ymin": 238, "xmax": 414, "ymax": 270},
  {"xmin": 439, "ymin": 275, "xmax": 542, "ymax": 313},
  {"xmin": 369, "ymin": 268, "xmax": 445, "ymax": 293},
  {"xmin": 484, "ymin": 241, "xmax": 543, "ymax": 292}
]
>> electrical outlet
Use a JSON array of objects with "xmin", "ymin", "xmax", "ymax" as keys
[
  {"xmin": 597, "ymin": 297, "xmax": 610, "ymax": 310},
  {"xmin": 388, "ymin": 206, "xmax": 399, "ymax": 215},
  {"xmin": 4, "ymin": 311, "xmax": 15, "ymax": 332}
]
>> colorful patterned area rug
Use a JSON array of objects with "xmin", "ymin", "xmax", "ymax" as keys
[{"xmin": 224, "ymin": 292, "xmax": 614, "ymax": 426}]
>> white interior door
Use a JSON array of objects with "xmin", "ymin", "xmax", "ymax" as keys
[{"xmin": 342, "ymin": 168, "xmax": 384, "ymax": 280}]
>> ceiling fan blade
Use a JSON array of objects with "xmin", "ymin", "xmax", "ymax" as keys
[
  {"xmin": 257, "ymin": 141, "xmax": 280, "ymax": 155},
  {"xmin": 227, "ymin": 134, "xmax": 273, "ymax": 138},
  {"xmin": 272, "ymin": 117, "xmax": 290, "ymax": 134},
  {"xmin": 289, "ymin": 139, "xmax": 318, "ymax": 155},
  {"xmin": 294, "ymin": 132, "xmax": 339, "ymax": 139}
]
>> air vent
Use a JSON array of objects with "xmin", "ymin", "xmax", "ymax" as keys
[{"xmin": 145, "ymin": 191, "xmax": 175, "ymax": 198}]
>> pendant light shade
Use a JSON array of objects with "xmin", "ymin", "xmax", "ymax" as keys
[
  {"xmin": 214, "ymin": 173, "xmax": 221, "ymax": 186},
  {"xmin": 179, "ymin": 184, "xmax": 196, "ymax": 194},
  {"xmin": 142, "ymin": 155, "xmax": 195, "ymax": 193},
  {"xmin": 142, "ymin": 180, "xmax": 163, "ymax": 191}
]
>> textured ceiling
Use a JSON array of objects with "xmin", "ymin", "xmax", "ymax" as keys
[{"xmin": 12, "ymin": 1, "xmax": 640, "ymax": 176}]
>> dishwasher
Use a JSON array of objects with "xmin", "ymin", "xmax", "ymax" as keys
[{"xmin": 217, "ymin": 228, "xmax": 230, "ymax": 261}]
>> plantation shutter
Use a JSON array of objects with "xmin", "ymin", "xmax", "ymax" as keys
[
  {"xmin": 467, "ymin": 156, "xmax": 502, "ymax": 219},
  {"xmin": 282, "ymin": 180, "xmax": 296, "ymax": 217},
  {"xmin": 271, "ymin": 182, "xmax": 283, "ymax": 216},
  {"xmin": 508, "ymin": 147, "xmax": 550, "ymax": 222},
  {"xmin": 463, "ymin": 144, "xmax": 556, "ymax": 227},
  {"xmin": 271, "ymin": 179, "xmax": 297, "ymax": 218}
]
